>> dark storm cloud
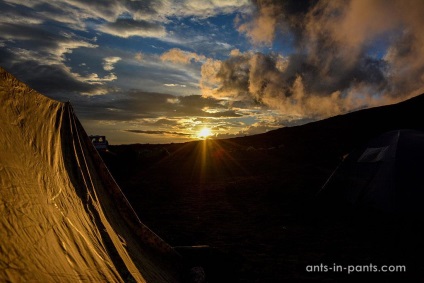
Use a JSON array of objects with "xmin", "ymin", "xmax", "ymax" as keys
[
  {"xmin": 0, "ymin": 2, "xmax": 44, "ymax": 25},
  {"xmin": 13, "ymin": 63, "xmax": 105, "ymax": 96},
  {"xmin": 0, "ymin": 9, "xmax": 115, "ymax": 96},
  {"xmin": 0, "ymin": 49, "xmax": 104, "ymax": 98},
  {"xmin": 208, "ymin": 0, "xmax": 424, "ymax": 118},
  {"xmin": 0, "ymin": 22, "xmax": 60, "ymax": 44}
]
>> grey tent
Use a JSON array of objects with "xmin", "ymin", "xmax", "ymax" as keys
[{"xmin": 320, "ymin": 129, "xmax": 424, "ymax": 216}]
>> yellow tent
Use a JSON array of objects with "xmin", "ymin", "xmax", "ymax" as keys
[{"xmin": 0, "ymin": 68, "xmax": 181, "ymax": 282}]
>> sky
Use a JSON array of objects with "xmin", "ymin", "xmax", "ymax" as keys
[{"xmin": 1, "ymin": 0, "xmax": 424, "ymax": 144}]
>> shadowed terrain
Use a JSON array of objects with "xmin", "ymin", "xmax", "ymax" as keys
[{"xmin": 102, "ymin": 94, "xmax": 424, "ymax": 282}]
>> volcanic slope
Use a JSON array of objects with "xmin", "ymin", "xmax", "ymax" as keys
[{"xmin": 0, "ymin": 67, "xmax": 180, "ymax": 282}]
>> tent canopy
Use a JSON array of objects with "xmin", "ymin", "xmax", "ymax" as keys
[
  {"xmin": 0, "ymin": 68, "xmax": 180, "ymax": 282},
  {"xmin": 320, "ymin": 129, "xmax": 424, "ymax": 216}
]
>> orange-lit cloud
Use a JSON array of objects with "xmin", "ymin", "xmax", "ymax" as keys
[
  {"xmin": 236, "ymin": 1, "xmax": 279, "ymax": 46},
  {"xmin": 200, "ymin": 58, "xmax": 222, "ymax": 97},
  {"xmin": 204, "ymin": 0, "xmax": 424, "ymax": 119},
  {"xmin": 160, "ymin": 48, "xmax": 206, "ymax": 65},
  {"xmin": 199, "ymin": 49, "xmax": 404, "ymax": 119}
]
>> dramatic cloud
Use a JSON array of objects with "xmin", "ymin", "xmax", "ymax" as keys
[
  {"xmin": 206, "ymin": 0, "xmax": 424, "ymax": 119},
  {"xmin": 0, "ymin": 5, "xmax": 127, "ymax": 96},
  {"xmin": 0, "ymin": 21, "xmax": 114, "ymax": 95},
  {"xmin": 201, "ymin": 50, "xmax": 394, "ymax": 118},
  {"xmin": 0, "ymin": 54, "xmax": 107, "ymax": 97}
]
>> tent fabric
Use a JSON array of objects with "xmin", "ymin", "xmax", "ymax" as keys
[
  {"xmin": 357, "ymin": 146, "xmax": 389, "ymax": 163},
  {"xmin": 320, "ymin": 129, "xmax": 424, "ymax": 215},
  {"xmin": 0, "ymin": 68, "xmax": 181, "ymax": 282}
]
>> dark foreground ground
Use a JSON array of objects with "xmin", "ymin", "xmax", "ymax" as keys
[{"xmin": 102, "ymin": 94, "xmax": 424, "ymax": 282}]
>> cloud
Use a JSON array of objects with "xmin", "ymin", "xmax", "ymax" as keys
[
  {"xmin": 160, "ymin": 48, "xmax": 206, "ymax": 64},
  {"xmin": 0, "ymin": 20, "xmax": 115, "ymax": 96},
  {"xmin": 134, "ymin": 52, "xmax": 144, "ymax": 61},
  {"xmin": 98, "ymin": 18, "xmax": 166, "ymax": 38},
  {"xmin": 103, "ymin": 56, "xmax": 121, "ymax": 71},
  {"xmin": 0, "ymin": 9, "xmax": 132, "ymax": 95},
  {"xmin": 0, "ymin": 3, "xmax": 44, "ymax": 25},
  {"xmin": 208, "ymin": 110, "xmax": 241, "ymax": 118},
  {"xmin": 162, "ymin": 0, "xmax": 252, "ymax": 19},
  {"xmin": 151, "ymin": 118, "xmax": 180, "ymax": 127},
  {"xmin": 3, "ymin": 0, "xmax": 250, "ymax": 39},
  {"xmin": 200, "ymin": 58, "xmax": 223, "ymax": 96},
  {"xmin": 41, "ymin": 0, "xmax": 161, "ymax": 22},
  {"xmin": 74, "ymin": 91, "xmax": 240, "ymax": 123},
  {"xmin": 1, "ymin": 0, "xmax": 251, "ymax": 42},
  {"xmin": 164, "ymin": 83, "xmax": 186, "ymax": 87},
  {"xmin": 0, "ymin": 52, "xmax": 107, "ymax": 97},
  {"xmin": 200, "ymin": 49, "xmax": 397, "ymax": 118},
  {"xmin": 304, "ymin": 0, "xmax": 424, "ymax": 98},
  {"xmin": 236, "ymin": 2, "xmax": 280, "ymax": 46},
  {"xmin": 0, "ymin": 0, "xmax": 249, "ymax": 98},
  {"xmin": 213, "ymin": 0, "xmax": 424, "ymax": 119},
  {"xmin": 125, "ymin": 129, "xmax": 191, "ymax": 136}
]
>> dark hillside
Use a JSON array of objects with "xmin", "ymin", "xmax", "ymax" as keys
[{"xmin": 102, "ymin": 94, "xmax": 424, "ymax": 282}]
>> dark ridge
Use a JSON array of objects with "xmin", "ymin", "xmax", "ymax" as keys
[{"xmin": 102, "ymin": 93, "xmax": 424, "ymax": 282}]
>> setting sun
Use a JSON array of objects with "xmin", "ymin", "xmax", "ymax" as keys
[{"xmin": 198, "ymin": 127, "xmax": 212, "ymax": 139}]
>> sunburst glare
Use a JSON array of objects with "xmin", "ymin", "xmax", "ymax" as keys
[{"xmin": 198, "ymin": 127, "xmax": 212, "ymax": 139}]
